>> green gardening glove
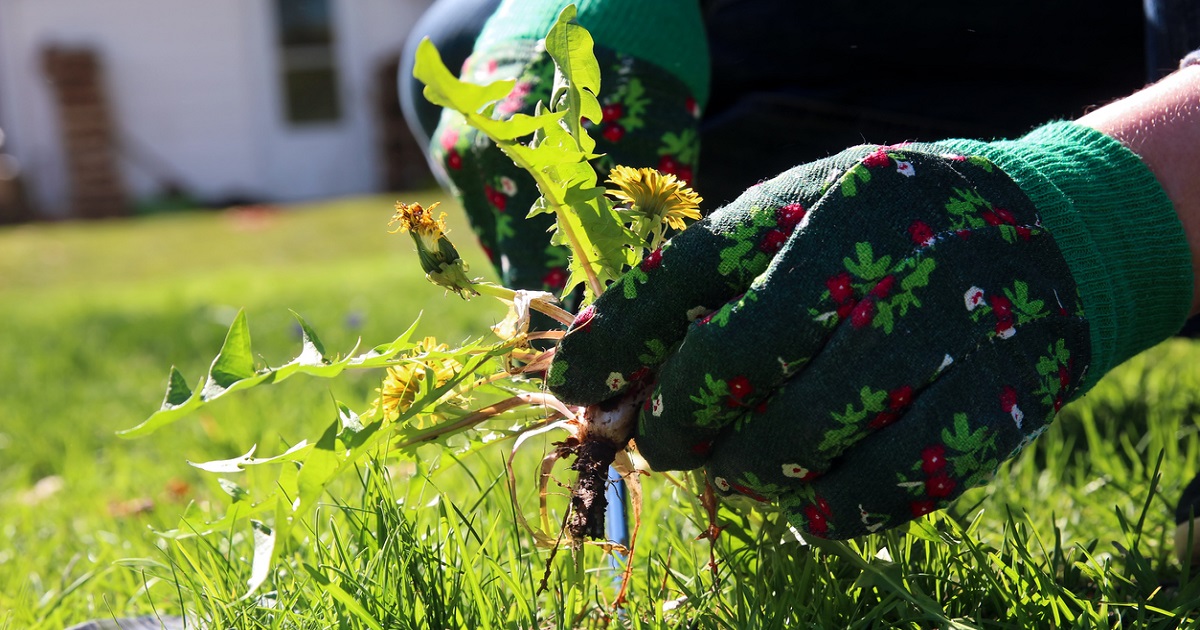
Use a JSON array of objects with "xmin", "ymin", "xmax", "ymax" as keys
[
  {"xmin": 548, "ymin": 122, "xmax": 1193, "ymax": 538},
  {"xmin": 428, "ymin": 0, "xmax": 708, "ymax": 293}
]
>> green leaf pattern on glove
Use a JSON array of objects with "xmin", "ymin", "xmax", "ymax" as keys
[{"xmin": 552, "ymin": 144, "xmax": 1092, "ymax": 539}]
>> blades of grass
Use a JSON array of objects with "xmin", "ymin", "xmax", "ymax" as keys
[
  {"xmin": 483, "ymin": 554, "xmax": 534, "ymax": 624},
  {"xmin": 33, "ymin": 565, "xmax": 100, "ymax": 622},
  {"xmin": 446, "ymin": 506, "xmax": 495, "ymax": 630},
  {"xmin": 806, "ymin": 537, "xmax": 973, "ymax": 629},
  {"xmin": 301, "ymin": 564, "xmax": 384, "ymax": 630},
  {"xmin": 168, "ymin": 541, "xmax": 221, "ymax": 621},
  {"xmin": 1132, "ymin": 450, "xmax": 1166, "ymax": 549}
]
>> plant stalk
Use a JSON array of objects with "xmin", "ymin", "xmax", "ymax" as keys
[
  {"xmin": 394, "ymin": 392, "xmax": 575, "ymax": 450},
  {"xmin": 472, "ymin": 282, "xmax": 576, "ymax": 325}
]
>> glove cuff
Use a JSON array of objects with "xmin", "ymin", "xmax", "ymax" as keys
[
  {"xmin": 941, "ymin": 122, "xmax": 1193, "ymax": 390},
  {"xmin": 475, "ymin": 0, "xmax": 710, "ymax": 108}
]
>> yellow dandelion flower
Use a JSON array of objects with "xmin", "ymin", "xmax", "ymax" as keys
[
  {"xmin": 390, "ymin": 201, "xmax": 477, "ymax": 298},
  {"xmin": 373, "ymin": 337, "xmax": 463, "ymax": 424},
  {"xmin": 606, "ymin": 165, "xmax": 703, "ymax": 241}
]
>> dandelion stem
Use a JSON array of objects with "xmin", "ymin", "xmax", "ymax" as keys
[
  {"xmin": 493, "ymin": 146, "xmax": 607, "ymax": 299},
  {"xmin": 469, "ymin": 281, "xmax": 515, "ymax": 301},
  {"xmin": 393, "ymin": 392, "xmax": 574, "ymax": 449},
  {"xmin": 555, "ymin": 216, "xmax": 606, "ymax": 298}
]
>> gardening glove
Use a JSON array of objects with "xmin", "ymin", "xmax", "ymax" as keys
[
  {"xmin": 548, "ymin": 122, "xmax": 1194, "ymax": 538},
  {"xmin": 427, "ymin": 0, "xmax": 708, "ymax": 294}
]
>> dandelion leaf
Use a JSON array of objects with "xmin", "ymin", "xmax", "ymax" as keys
[
  {"xmin": 296, "ymin": 418, "xmax": 341, "ymax": 517},
  {"xmin": 545, "ymin": 4, "xmax": 602, "ymax": 148},
  {"xmin": 161, "ymin": 366, "xmax": 193, "ymax": 409},
  {"xmin": 411, "ymin": 7, "xmax": 637, "ymax": 301},
  {"xmin": 119, "ymin": 313, "xmax": 421, "ymax": 438},
  {"xmin": 290, "ymin": 310, "xmax": 327, "ymax": 366},
  {"xmin": 244, "ymin": 520, "xmax": 276, "ymax": 599},
  {"xmin": 412, "ymin": 38, "xmax": 559, "ymax": 142},
  {"xmin": 205, "ymin": 309, "xmax": 256, "ymax": 395}
]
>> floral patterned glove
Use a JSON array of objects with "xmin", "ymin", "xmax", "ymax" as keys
[
  {"xmin": 429, "ymin": 38, "xmax": 703, "ymax": 293},
  {"xmin": 549, "ymin": 122, "xmax": 1193, "ymax": 538}
]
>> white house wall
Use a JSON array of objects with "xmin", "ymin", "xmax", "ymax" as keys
[{"xmin": 0, "ymin": 0, "xmax": 432, "ymax": 217}]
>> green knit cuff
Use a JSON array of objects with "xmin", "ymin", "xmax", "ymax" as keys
[
  {"xmin": 940, "ymin": 122, "xmax": 1193, "ymax": 390},
  {"xmin": 475, "ymin": 0, "xmax": 710, "ymax": 108}
]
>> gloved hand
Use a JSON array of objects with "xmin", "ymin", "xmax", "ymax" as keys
[
  {"xmin": 427, "ymin": 0, "xmax": 708, "ymax": 293},
  {"xmin": 548, "ymin": 122, "xmax": 1193, "ymax": 538}
]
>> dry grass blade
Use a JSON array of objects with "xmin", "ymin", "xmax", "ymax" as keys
[
  {"xmin": 506, "ymin": 419, "xmax": 575, "ymax": 548},
  {"xmin": 611, "ymin": 449, "xmax": 644, "ymax": 607}
]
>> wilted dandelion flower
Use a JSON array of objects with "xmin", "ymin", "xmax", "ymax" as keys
[
  {"xmin": 390, "ymin": 201, "xmax": 477, "ymax": 298},
  {"xmin": 373, "ymin": 336, "xmax": 463, "ymax": 424},
  {"xmin": 606, "ymin": 165, "xmax": 702, "ymax": 248}
]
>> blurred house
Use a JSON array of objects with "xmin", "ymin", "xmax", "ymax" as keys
[{"xmin": 0, "ymin": 0, "xmax": 434, "ymax": 219}]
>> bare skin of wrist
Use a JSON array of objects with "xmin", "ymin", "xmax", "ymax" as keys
[{"xmin": 1076, "ymin": 65, "xmax": 1200, "ymax": 317}]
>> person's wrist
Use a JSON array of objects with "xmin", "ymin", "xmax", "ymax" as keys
[{"xmin": 1076, "ymin": 64, "xmax": 1200, "ymax": 317}]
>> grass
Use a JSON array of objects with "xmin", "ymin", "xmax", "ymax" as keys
[{"xmin": 2, "ymin": 194, "xmax": 1200, "ymax": 628}]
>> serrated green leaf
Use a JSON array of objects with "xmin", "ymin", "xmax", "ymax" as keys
[
  {"xmin": 338, "ymin": 402, "xmax": 364, "ymax": 433},
  {"xmin": 153, "ymin": 498, "xmax": 273, "ymax": 540},
  {"xmin": 413, "ymin": 38, "xmax": 513, "ymax": 114},
  {"xmin": 341, "ymin": 417, "xmax": 383, "ymax": 452},
  {"xmin": 290, "ymin": 310, "xmax": 327, "ymax": 365},
  {"xmin": 188, "ymin": 440, "xmax": 312, "ymax": 473},
  {"xmin": 413, "ymin": 38, "xmax": 562, "ymax": 142},
  {"xmin": 476, "ymin": 111, "xmax": 560, "ymax": 142},
  {"xmin": 161, "ymin": 366, "xmax": 194, "ymax": 409},
  {"xmin": 120, "ymin": 315, "xmax": 422, "ymax": 438},
  {"xmin": 545, "ymin": 5, "xmax": 602, "ymax": 147},
  {"xmin": 206, "ymin": 309, "xmax": 257, "ymax": 393},
  {"xmin": 218, "ymin": 478, "xmax": 249, "ymax": 503},
  {"xmin": 411, "ymin": 14, "xmax": 634, "ymax": 302},
  {"xmin": 189, "ymin": 445, "xmax": 258, "ymax": 473}
]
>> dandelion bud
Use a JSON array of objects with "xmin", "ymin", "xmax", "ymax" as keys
[{"xmin": 390, "ymin": 202, "xmax": 477, "ymax": 298}]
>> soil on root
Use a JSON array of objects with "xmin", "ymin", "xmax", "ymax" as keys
[{"xmin": 566, "ymin": 438, "xmax": 621, "ymax": 541}]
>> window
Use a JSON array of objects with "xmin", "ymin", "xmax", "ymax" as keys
[{"xmin": 276, "ymin": 0, "xmax": 341, "ymax": 124}]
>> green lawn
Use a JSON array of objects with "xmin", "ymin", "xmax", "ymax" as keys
[{"xmin": 2, "ymin": 195, "xmax": 1200, "ymax": 628}]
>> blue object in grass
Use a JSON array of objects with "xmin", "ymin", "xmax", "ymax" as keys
[{"xmin": 606, "ymin": 464, "xmax": 629, "ymax": 584}]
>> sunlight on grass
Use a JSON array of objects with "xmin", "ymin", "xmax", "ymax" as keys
[{"xmin": 2, "ymin": 196, "xmax": 1200, "ymax": 628}]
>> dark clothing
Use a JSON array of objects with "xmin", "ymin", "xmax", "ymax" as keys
[
  {"xmin": 400, "ymin": 0, "xmax": 1200, "ymax": 332},
  {"xmin": 399, "ymin": 0, "xmax": 502, "ymax": 149},
  {"xmin": 696, "ymin": 1, "xmax": 1148, "ymax": 204}
]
